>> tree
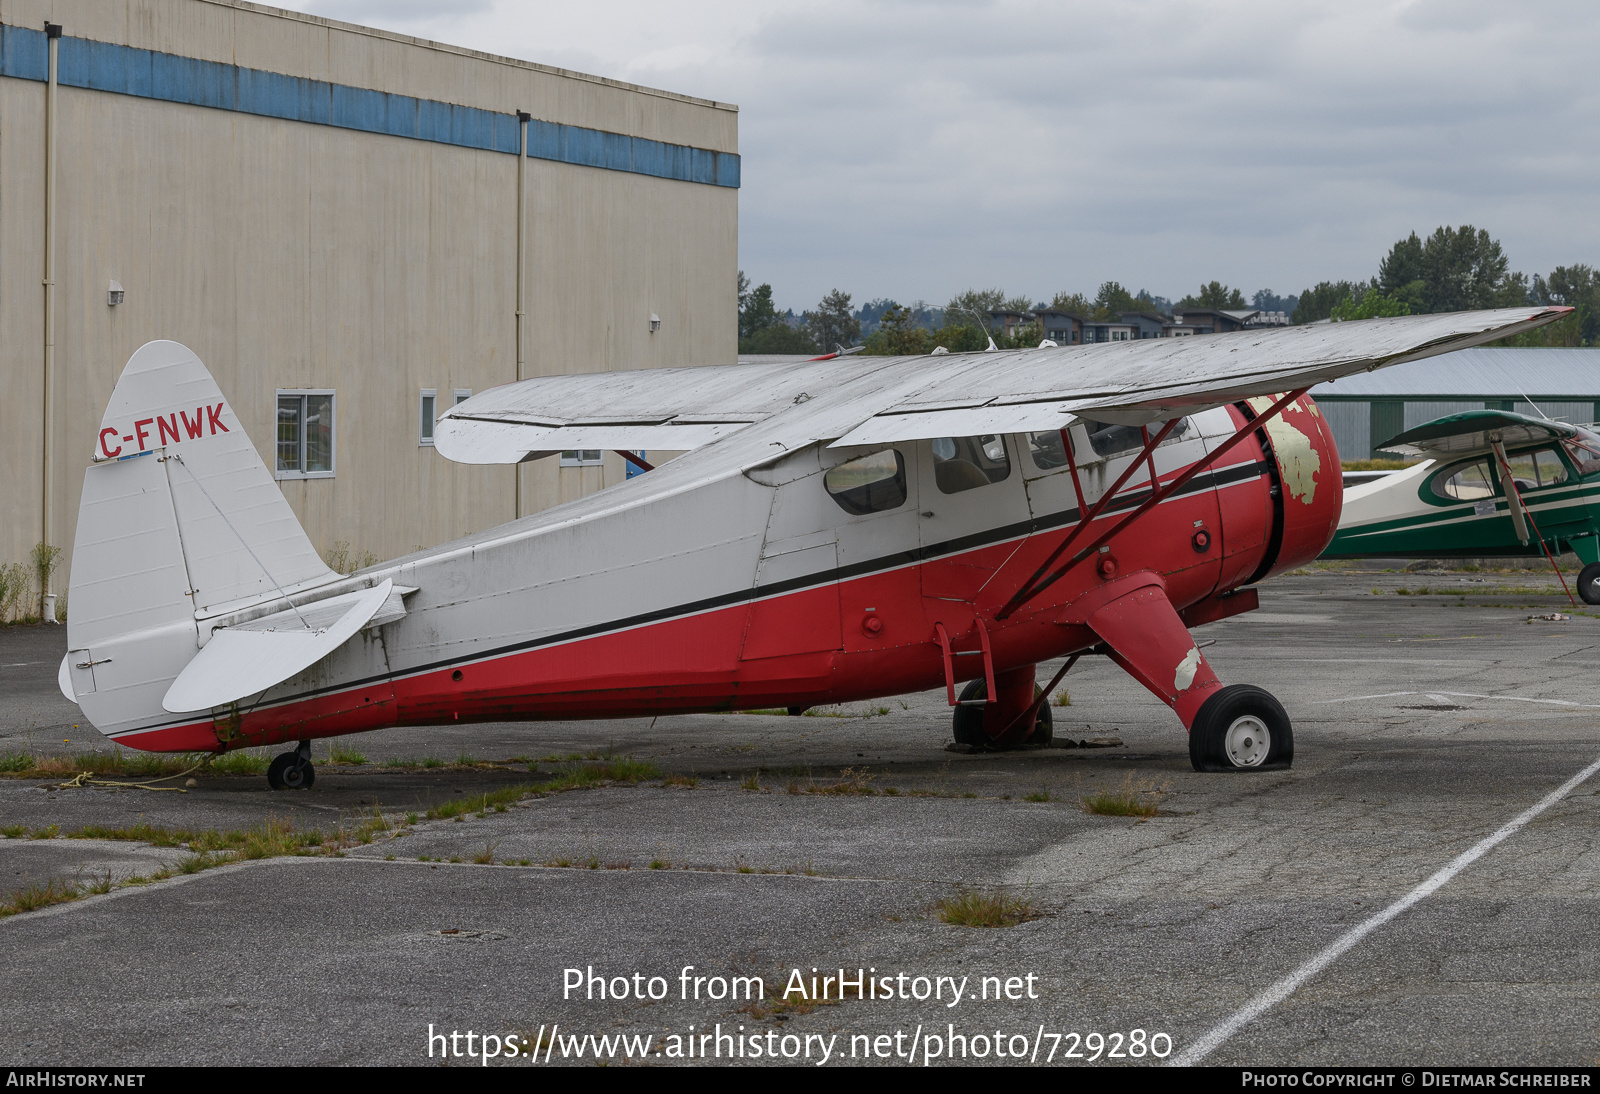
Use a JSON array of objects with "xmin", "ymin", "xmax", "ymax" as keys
[
  {"xmin": 944, "ymin": 288, "xmax": 1008, "ymax": 330},
  {"xmin": 1330, "ymin": 285, "xmax": 1411, "ymax": 321},
  {"xmin": 1048, "ymin": 290, "xmax": 1093, "ymax": 315},
  {"xmin": 1292, "ymin": 280, "xmax": 1359, "ymax": 324},
  {"xmin": 804, "ymin": 288, "xmax": 861, "ymax": 351},
  {"xmin": 1175, "ymin": 281, "xmax": 1247, "ymax": 310},
  {"xmin": 1251, "ymin": 288, "xmax": 1298, "ymax": 314},
  {"xmin": 739, "ymin": 280, "xmax": 781, "ymax": 340},
  {"xmin": 740, "ymin": 322, "xmax": 819, "ymax": 355},
  {"xmin": 863, "ymin": 303, "xmax": 935, "ymax": 356},
  {"xmin": 1376, "ymin": 226, "xmax": 1529, "ymax": 314}
]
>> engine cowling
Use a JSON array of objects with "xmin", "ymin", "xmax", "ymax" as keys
[{"xmin": 1245, "ymin": 393, "xmax": 1343, "ymax": 582}]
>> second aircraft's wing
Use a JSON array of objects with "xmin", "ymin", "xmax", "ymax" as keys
[{"xmin": 1380, "ymin": 409, "xmax": 1588, "ymax": 458}]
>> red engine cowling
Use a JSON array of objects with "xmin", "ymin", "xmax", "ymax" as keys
[{"xmin": 1245, "ymin": 393, "xmax": 1343, "ymax": 582}]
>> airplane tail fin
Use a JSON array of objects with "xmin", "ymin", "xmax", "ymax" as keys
[{"xmin": 65, "ymin": 341, "xmax": 339, "ymax": 744}]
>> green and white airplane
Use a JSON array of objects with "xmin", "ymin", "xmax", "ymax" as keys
[{"xmin": 1324, "ymin": 409, "xmax": 1600, "ymax": 603}]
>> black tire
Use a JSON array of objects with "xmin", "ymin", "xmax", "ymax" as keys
[
  {"xmin": 1579, "ymin": 562, "xmax": 1600, "ymax": 606},
  {"xmin": 1189, "ymin": 684, "xmax": 1292, "ymax": 772},
  {"xmin": 951, "ymin": 680, "xmax": 1053, "ymax": 749},
  {"xmin": 267, "ymin": 751, "xmax": 315, "ymax": 790}
]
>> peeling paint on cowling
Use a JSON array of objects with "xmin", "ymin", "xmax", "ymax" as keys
[
  {"xmin": 1174, "ymin": 646, "xmax": 1201, "ymax": 692},
  {"xmin": 1248, "ymin": 395, "xmax": 1322, "ymax": 505}
]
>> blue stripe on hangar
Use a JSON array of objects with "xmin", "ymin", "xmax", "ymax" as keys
[{"xmin": 0, "ymin": 24, "xmax": 739, "ymax": 189}]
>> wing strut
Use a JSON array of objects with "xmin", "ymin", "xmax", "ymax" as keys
[
  {"xmin": 996, "ymin": 387, "xmax": 1310, "ymax": 621},
  {"xmin": 1489, "ymin": 441, "xmax": 1577, "ymax": 607},
  {"xmin": 996, "ymin": 419, "xmax": 1183, "ymax": 622}
]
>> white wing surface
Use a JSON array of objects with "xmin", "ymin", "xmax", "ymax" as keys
[
  {"xmin": 436, "ymin": 358, "xmax": 871, "ymax": 463},
  {"xmin": 434, "ymin": 308, "xmax": 1567, "ymax": 464}
]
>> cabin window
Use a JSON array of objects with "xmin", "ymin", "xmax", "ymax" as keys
[
  {"xmin": 1027, "ymin": 430, "xmax": 1072, "ymax": 470},
  {"xmin": 932, "ymin": 435, "xmax": 1011, "ymax": 494},
  {"xmin": 1431, "ymin": 459, "xmax": 1494, "ymax": 501},
  {"xmin": 275, "ymin": 390, "xmax": 335, "ymax": 479},
  {"xmin": 825, "ymin": 449, "xmax": 907, "ymax": 514},
  {"xmin": 419, "ymin": 389, "xmax": 437, "ymax": 446},
  {"xmin": 1500, "ymin": 448, "xmax": 1569, "ymax": 492},
  {"xmin": 1078, "ymin": 416, "xmax": 1191, "ymax": 460}
]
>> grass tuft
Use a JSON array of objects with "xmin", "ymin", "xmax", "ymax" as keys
[
  {"xmin": 1082, "ymin": 775, "xmax": 1165, "ymax": 818},
  {"xmin": 328, "ymin": 744, "xmax": 369, "ymax": 765},
  {"xmin": 936, "ymin": 888, "xmax": 1043, "ymax": 928},
  {"xmin": 660, "ymin": 774, "xmax": 698, "ymax": 788}
]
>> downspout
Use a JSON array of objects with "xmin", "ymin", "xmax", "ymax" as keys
[
  {"xmin": 41, "ymin": 22, "xmax": 62, "ymax": 621},
  {"xmin": 514, "ymin": 110, "xmax": 529, "ymax": 519}
]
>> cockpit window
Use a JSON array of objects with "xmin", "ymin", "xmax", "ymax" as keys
[
  {"xmin": 1563, "ymin": 429, "xmax": 1600, "ymax": 475},
  {"xmin": 1431, "ymin": 459, "xmax": 1495, "ymax": 501},
  {"xmin": 824, "ymin": 449, "xmax": 907, "ymax": 515},
  {"xmin": 1499, "ymin": 448, "xmax": 1568, "ymax": 492},
  {"xmin": 932, "ymin": 435, "xmax": 1011, "ymax": 494},
  {"xmin": 1078, "ymin": 417, "xmax": 1191, "ymax": 459},
  {"xmin": 1027, "ymin": 430, "xmax": 1071, "ymax": 470}
]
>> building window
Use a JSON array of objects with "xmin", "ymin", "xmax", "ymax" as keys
[
  {"xmin": 276, "ymin": 390, "xmax": 335, "ymax": 479},
  {"xmin": 454, "ymin": 389, "xmax": 472, "ymax": 405},
  {"xmin": 419, "ymin": 389, "xmax": 437, "ymax": 446},
  {"xmin": 560, "ymin": 450, "xmax": 603, "ymax": 466}
]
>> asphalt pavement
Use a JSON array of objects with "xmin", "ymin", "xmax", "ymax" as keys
[{"xmin": 2, "ymin": 567, "xmax": 1598, "ymax": 1066}]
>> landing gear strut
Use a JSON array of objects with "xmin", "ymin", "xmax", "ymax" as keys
[
  {"xmin": 267, "ymin": 741, "xmax": 315, "ymax": 790},
  {"xmin": 951, "ymin": 679, "xmax": 1054, "ymax": 750},
  {"xmin": 1188, "ymin": 685, "xmax": 1293, "ymax": 772}
]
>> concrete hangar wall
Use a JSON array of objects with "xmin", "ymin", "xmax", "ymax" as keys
[{"xmin": 0, "ymin": 0, "xmax": 739, "ymax": 597}]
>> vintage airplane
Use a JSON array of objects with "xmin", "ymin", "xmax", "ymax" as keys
[
  {"xmin": 59, "ymin": 307, "xmax": 1565, "ymax": 788},
  {"xmin": 1325, "ymin": 408, "xmax": 1600, "ymax": 602}
]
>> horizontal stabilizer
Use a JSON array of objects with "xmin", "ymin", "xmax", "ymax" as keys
[{"xmin": 162, "ymin": 581, "xmax": 392, "ymax": 713}]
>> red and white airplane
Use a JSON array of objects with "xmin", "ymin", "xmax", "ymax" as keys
[{"xmin": 60, "ymin": 307, "xmax": 1565, "ymax": 788}]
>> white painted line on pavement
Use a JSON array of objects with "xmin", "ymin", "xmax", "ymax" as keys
[
  {"xmin": 1171, "ymin": 750, "xmax": 1600, "ymax": 1066},
  {"xmin": 1317, "ymin": 690, "xmax": 1600, "ymax": 709}
]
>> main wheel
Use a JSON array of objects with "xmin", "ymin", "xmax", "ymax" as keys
[
  {"xmin": 1188, "ymin": 685, "xmax": 1292, "ymax": 772},
  {"xmin": 266, "ymin": 751, "xmax": 316, "ymax": 790},
  {"xmin": 1578, "ymin": 562, "xmax": 1600, "ymax": 605},
  {"xmin": 951, "ymin": 680, "xmax": 1053, "ymax": 749}
]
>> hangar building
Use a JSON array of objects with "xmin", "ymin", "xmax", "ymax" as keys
[
  {"xmin": 1310, "ymin": 348, "xmax": 1600, "ymax": 462},
  {"xmin": 0, "ymin": 0, "xmax": 739, "ymax": 607}
]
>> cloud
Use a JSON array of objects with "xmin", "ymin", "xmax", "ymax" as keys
[{"xmin": 277, "ymin": 0, "xmax": 1600, "ymax": 312}]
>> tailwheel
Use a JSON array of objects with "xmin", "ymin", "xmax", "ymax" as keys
[
  {"xmin": 951, "ymin": 680, "xmax": 1053, "ymax": 750},
  {"xmin": 1188, "ymin": 685, "xmax": 1292, "ymax": 772},
  {"xmin": 266, "ymin": 741, "xmax": 316, "ymax": 790},
  {"xmin": 1578, "ymin": 562, "xmax": 1600, "ymax": 606}
]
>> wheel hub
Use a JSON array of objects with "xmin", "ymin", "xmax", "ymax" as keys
[{"xmin": 1224, "ymin": 714, "xmax": 1270, "ymax": 767}]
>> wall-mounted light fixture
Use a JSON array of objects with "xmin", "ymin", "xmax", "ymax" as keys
[
  {"xmin": 107, "ymin": 279, "xmax": 124, "ymax": 306},
  {"xmin": 649, "ymin": 313, "xmax": 661, "ymax": 334}
]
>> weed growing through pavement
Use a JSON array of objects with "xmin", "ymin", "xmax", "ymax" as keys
[
  {"xmin": 936, "ymin": 888, "xmax": 1043, "ymax": 928},
  {"xmin": 1082, "ymin": 774, "xmax": 1166, "ymax": 817},
  {"xmin": 1052, "ymin": 689, "xmax": 1072, "ymax": 707},
  {"xmin": 660, "ymin": 774, "xmax": 698, "ymax": 788},
  {"xmin": 327, "ymin": 744, "xmax": 369, "ymax": 765}
]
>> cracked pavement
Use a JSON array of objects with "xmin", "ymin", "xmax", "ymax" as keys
[{"xmin": 2, "ymin": 568, "xmax": 1598, "ymax": 1065}]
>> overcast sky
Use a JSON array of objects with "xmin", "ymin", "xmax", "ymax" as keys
[{"xmin": 286, "ymin": 0, "xmax": 1600, "ymax": 314}]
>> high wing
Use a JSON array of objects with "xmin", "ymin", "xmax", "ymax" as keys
[
  {"xmin": 436, "ymin": 357, "xmax": 870, "ymax": 463},
  {"xmin": 1380, "ymin": 409, "xmax": 1592, "ymax": 459},
  {"xmin": 436, "ymin": 307, "xmax": 1568, "ymax": 464}
]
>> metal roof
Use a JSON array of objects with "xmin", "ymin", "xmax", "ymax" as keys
[{"xmin": 1310, "ymin": 347, "xmax": 1600, "ymax": 398}]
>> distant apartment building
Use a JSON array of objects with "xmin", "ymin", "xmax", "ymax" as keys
[{"xmin": 990, "ymin": 306, "xmax": 1291, "ymax": 344}]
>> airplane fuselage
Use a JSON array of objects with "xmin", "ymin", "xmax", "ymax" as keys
[{"xmin": 97, "ymin": 396, "xmax": 1341, "ymax": 754}]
